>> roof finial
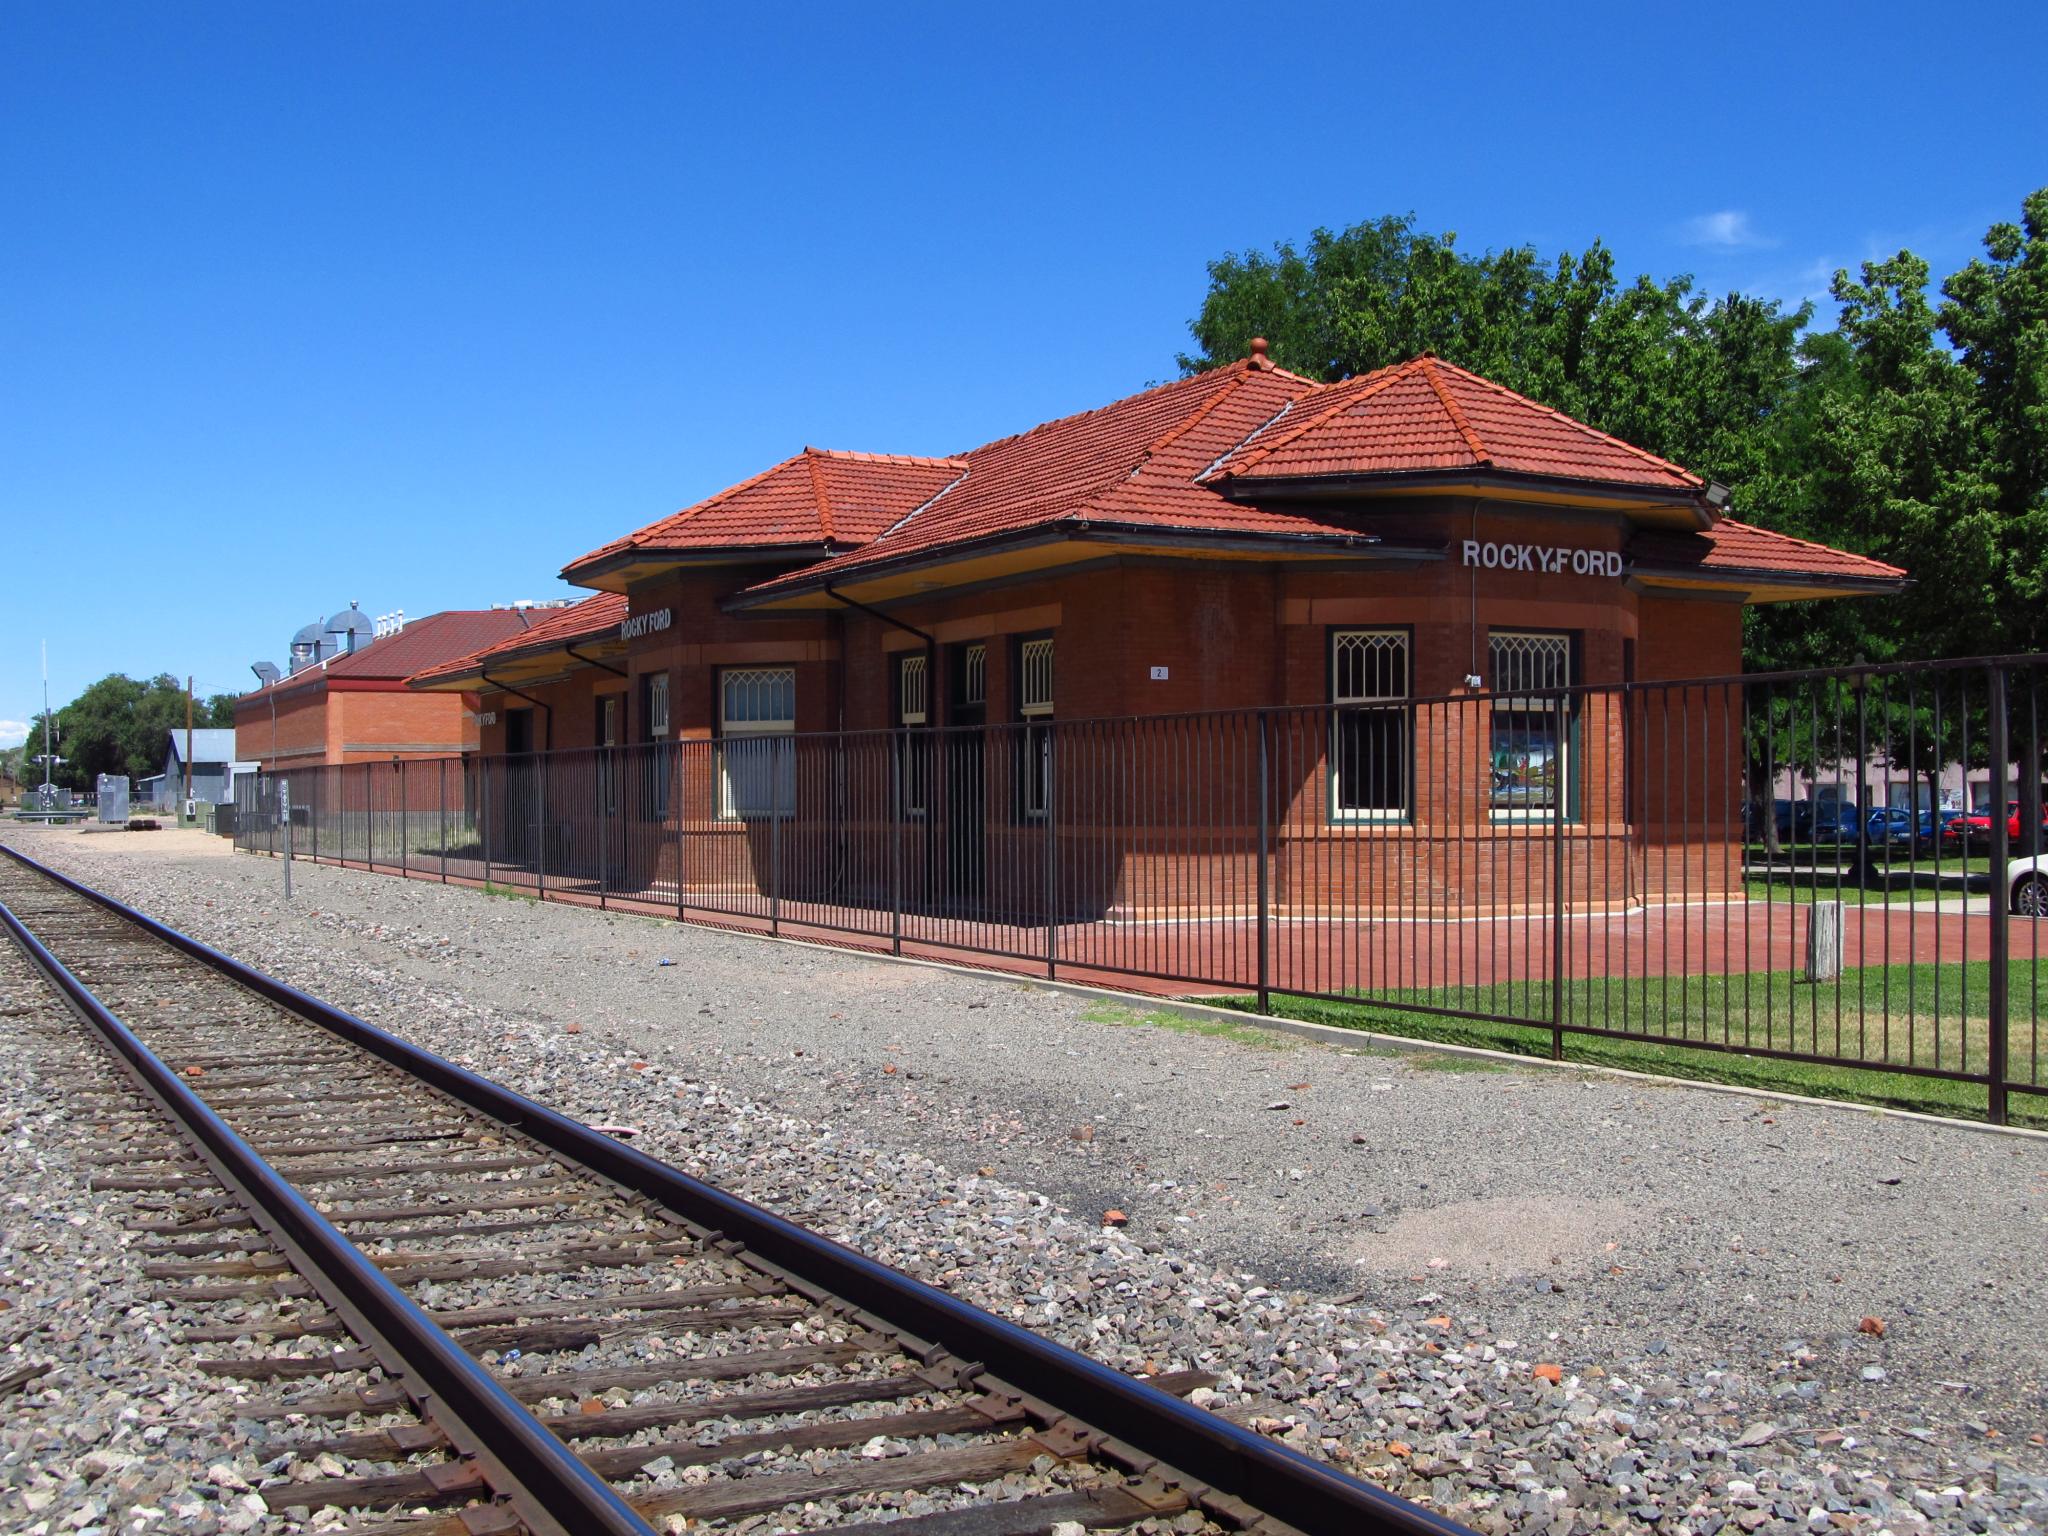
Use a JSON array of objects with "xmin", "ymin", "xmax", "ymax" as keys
[{"xmin": 1248, "ymin": 336, "xmax": 1271, "ymax": 369}]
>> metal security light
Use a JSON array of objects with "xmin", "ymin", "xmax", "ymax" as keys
[{"xmin": 1703, "ymin": 482, "xmax": 1732, "ymax": 510}]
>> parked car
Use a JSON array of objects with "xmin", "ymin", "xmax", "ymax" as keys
[
  {"xmin": 1801, "ymin": 800, "xmax": 1868, "ymax": 843},
  {"xmin": 1865, "ymin": 806, "xmax": 1918, "ymax": 845},
  {"xmin": 1927, "ymin": 807, "xmax": 1965, "ymax": 845},
  {"xmin": 1943, "ymin": 801, "xmax": 2048, "ymax": 852},
  {"xmin": 2009, "ymin": 853, "xmax": 2048, "ymax": 915}
]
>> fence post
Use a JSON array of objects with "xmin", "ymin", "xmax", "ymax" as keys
[
  {"xmin": 674, "ymin": 744, "xmax": 686, "ymax": 922},
  {"xmin": 481, "ymin": 758, "xmax": 493, "ymax": 888},
  {"xmin": 1550, "ymin": 692, "xmax": 1568, "ymax": 1061},
  {"xmin": 311, "ymin": 773, "xmax": 319, "ymax": 863},
  {"xmin": 890, "ymin": 731, "xmax": 903, "ymax": 958},
  {"xmin": 399, "ymin": 761, "xmax": 408, "ymax": 881},
  {"xmin": 1045, "ymin": 721, "xmax": 1057, "ymax": 980},
  {"xmin": 1256, "ymin": 710, "xmax": 1271, "ymax": 1015},
  {"xmin": 1988, "ymin": 665, "xmax": 2010, "ymax": 1125},
  {"xmin": 364, "ymin": 765, "xmax": 373, "ymax": 870},
  {"xmin": 598, "ymin": 749, "xmax": 609, "ymax": 912},
  {"xmin": 769, "ymin": 736, "xmax": 784, "ymax": 935},
  {"xmin": 439, "ymin": 758, "xmax": 448, "ymax": 883},
  {"xmin": 536, "ymin": 752, "xmax": 549, "ymax": 902}
]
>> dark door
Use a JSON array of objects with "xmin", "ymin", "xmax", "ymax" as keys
[
  {"xmin": 940, "ymin": 643, "xmax": 987, "ymax": 911},
  {"xmin": 503, "ymin": 707, "xmax": 536, "ymax": 867}
]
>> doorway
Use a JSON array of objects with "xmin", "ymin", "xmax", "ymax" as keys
[{"xmin": 939, "ymin": 642, "xmax": 987, "ymax": 911}]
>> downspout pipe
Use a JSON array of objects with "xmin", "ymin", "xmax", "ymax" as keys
[
  {"xmin": 821, "ymin": 584, "xmax": 937, "ymax": 905},
  {"xmin": 480, "ymin": 670, "xmax": 554, "ymax": 753},
  {"xmin": 566, "ymin": 645, "xmax": 629, "ymax": 679},
  {"xmin": 822, "ymin": 583, "xmax": 937, "ymax": 697}
]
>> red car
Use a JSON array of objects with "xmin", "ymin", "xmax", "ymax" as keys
[{"xmin": 1942, "ymin": 801, "xmax": 2048, "ymax": 851}]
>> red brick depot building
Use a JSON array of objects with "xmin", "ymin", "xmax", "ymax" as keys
[{"xmin": 411, "ymin": 348, "xmax": 1903, "ymax": 924}]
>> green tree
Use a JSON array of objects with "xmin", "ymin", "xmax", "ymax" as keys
[
  {"xmin": 1803, "ymin": 253, "xmax": 1999, "ymax": 660},
  {"xmin": 1183, "ymin": 193, "xmax": 2048, "ymax": 670},
  {"xmin": 1180, "ymin": 213, "xmax": 1808, "ymax": 525},
  {"xmin": 1937, "ymin": 188, "xmax": 2048, "ymax": 653},
  {"xmin": 40, "ymin": 673, "xmax": 215, "ymax": 789}
]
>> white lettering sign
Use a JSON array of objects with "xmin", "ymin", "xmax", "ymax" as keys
[
  {"xmin": 476, "ymin": 711, "xmax": 497, "ymax": 726},
  {"xmin": 621, "ymin": 608, "xmax": 673, "ymax": 640},
  {"xmin": 1460, "ymin": 540, "xmax": 1625, "ymax": 578}
]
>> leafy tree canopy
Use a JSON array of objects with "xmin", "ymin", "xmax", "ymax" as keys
[
  {"xmin": 1182, "ymin": 193, "xmax": 2048, "ymax": 669},
  {"xmin": 29, "ymin": 674, "xmax": 236, "ymax": 790}
]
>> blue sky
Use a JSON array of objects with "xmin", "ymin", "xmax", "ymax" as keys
[{"xmin": 3, "ymin": 2, "xmax": 2043, "ymax": 747}]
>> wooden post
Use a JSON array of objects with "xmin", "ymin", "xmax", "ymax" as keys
[
  {"xmin": 1805, "ymin": 900, "xmax": 1843, "ymax": 982},
  {"xmin": 184, "ymin": 676, "xmax": 194, "ymax": 806}
]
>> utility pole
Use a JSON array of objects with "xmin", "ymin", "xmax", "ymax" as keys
[
  {"xmin": 32, "ymin": 642, "xmax": 64, "ymax": 811},
  {"xmin": 184, "ymin": 675, "xmax": 195, "ymax": 808}
]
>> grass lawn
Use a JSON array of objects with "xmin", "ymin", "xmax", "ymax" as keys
[
  {"xmin": 1205, "ymin": 956, "xmax": 2048, "ymax": 1126},
  {"xmin": 1742, "ymin": 851, "xmax": 1993, "ymax": 905}
]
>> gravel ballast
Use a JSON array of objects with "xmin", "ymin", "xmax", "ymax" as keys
[
  {"xmin": 0, "ymin": 912, "xmax": 290, "ymax": 1536},
  {"xmin": 4, "ymin": 822, "xmax": 2046, "ymax": 1533}
]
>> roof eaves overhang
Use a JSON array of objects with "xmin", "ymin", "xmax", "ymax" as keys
[
  {"xmin": 237, "ymin": 671, "xmax": 329, "ymax": 707},
  {"xmin": 407, "ymin": 635, "xmax": 628, "ymax": 693},
  {"xmin": 1627, "ymin": 565, "xmax": 1911, "ymax": 605},
  {"xmin": 724, "ymin": 520, "xmax": 1411, "ymax": 613},
  {"xmin": 562, "ymin": 543, "xmax": 840, "ymax": 593},
  {"xmin": 1215, "ymin": 467, "xmax": 1714, "ymax": 528}
]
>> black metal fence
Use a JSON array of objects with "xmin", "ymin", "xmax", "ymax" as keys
[{"xmin": 235, "ymin": 653, "xmax": 2047, "ymax": 1121}]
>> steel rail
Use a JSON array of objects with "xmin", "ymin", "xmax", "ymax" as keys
[
  {"xmin": 2, "ymin": 842, "xmax": 1471, "ymax": 1536},
  {"xmin": 0, "ymin": 854, "xmax": 656, "ymax": 1536}
]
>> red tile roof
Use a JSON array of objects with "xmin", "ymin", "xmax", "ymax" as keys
[
  {"xmin": 1207, "ymin": 355, "xmax": 1703, "ymax": 492},
  {"xmin": 408, "ymin": 593, "xmax": 628, "ymax": 685},
  {"xmin": 565, "ymin": 449, "xmax": 966, "ymax": 577},
  {"xmin": 741, "ymin": 362, "xmax": 1388, "ymax": 597},
  {"xmin": 1629, "ymin": 520, "xmax": 1907, "ymax": 585},
  {"xmin": 567, "ymin": 353, "xmax": 1901, "ymax": 606}
]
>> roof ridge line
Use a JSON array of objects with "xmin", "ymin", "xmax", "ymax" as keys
[
  {"xmin": 1212, "ymin": 358, "xmax": 1419, "ymax": 478},
  {"xmin": 1426, "ymin": 357, "xmax": 1701, "ymax": 487},
  {"xmin": 947, "ymin": 361, "xmax": 1248, "ymax": 460},
  {"xmin": 1419, "ymin": 356, "xmax": 1491, "ymax": 465},
  {"xmin": 1126, "ymin": 373, "xmax": 1254, "ymax": 481},
  {"xmin": 807, "ymin": 448, "xmax": 968, "ymax": 468},
  {"xmin": 872, "ymin": 462, "xmax": 972, "ymax": 544},
  {"xmin": 1197, "ymin": 393, "xmax": 1301, "ymax": 482},
  {"xmin": 802, "ymin": 447, "xmax": 836, "ymax": 544},
  {"xmin": 648, "ymin": 454, "xmax": 805, "ymax": 540}
]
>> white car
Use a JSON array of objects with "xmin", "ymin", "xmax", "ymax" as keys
[{"xmin": 2012, "ymin": 854, "xmax": 2048, "ymax": 915}]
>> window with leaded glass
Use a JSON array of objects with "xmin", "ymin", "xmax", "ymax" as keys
[
  {"xmin": 717, "ymin": 666, "xmax": 796, "ymax": 818},
  {"xmin": 1330, "ymin": 629, "xmax": 1410, "ymax": 819},
  {"xmin": 1487, "ymin": 631, "xmax": 1574, "ymax": 817},
  {"xmin": 898, "ymin": 652, "xmax": 928, "ymax": 816},
  {"xmin": 1017, "ymin": 636, "xmax": 1053, "ymax": 818}
]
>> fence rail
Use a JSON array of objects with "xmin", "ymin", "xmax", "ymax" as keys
[{"xmin": 235, "ymin": 655, "xmax": 2048, "ymax": 1121}]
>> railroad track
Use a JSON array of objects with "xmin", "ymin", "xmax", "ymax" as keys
[{"xmin": 0, "ymin": 844, "xmax": 1467, "ymax": 1536}]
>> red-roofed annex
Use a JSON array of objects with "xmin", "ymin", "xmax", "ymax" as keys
[
  {"xmin": 403, "ymin": 347, "xmax": 1903, "ymax": 916},
  {"xmin": 235, "ymin": 607, "xmax": 537, "ymax": 769}
]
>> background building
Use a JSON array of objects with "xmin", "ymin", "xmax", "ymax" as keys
[
  {"xmin": 237, "ymin": 606, "xmax": 541, "ymax": 769},
  {"xmin": 155, "ymin": 727, "xmax": 253, "ymax": 810}
]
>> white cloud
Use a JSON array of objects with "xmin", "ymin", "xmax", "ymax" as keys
[
  {"xmin": 1680, "ymin": 210, "xmax": 1772, "ymax": 249},
  {"xmin": 0, "ymin": 720, "xmax": 29, "ymax": 749}
]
